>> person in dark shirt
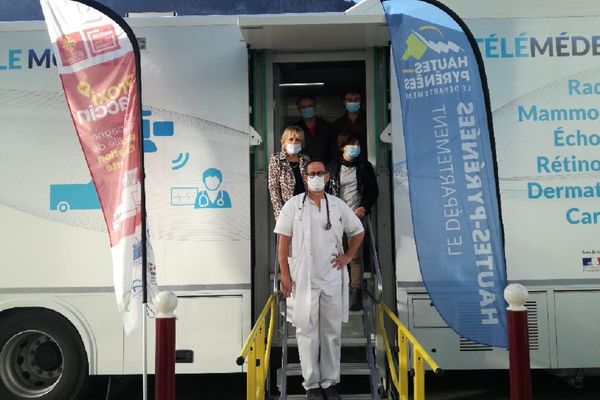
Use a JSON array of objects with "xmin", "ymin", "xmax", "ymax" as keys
[
  {"xmin": 333, "ymin": 89, "xmax": 367, "ymax": 159},
  {"xmin": 295, "ymin": 95, "xmax": 335, "ymax": 165},
  {"xmin": 327, "ymin": 129, "xmax": 379, "ymax": 310}
]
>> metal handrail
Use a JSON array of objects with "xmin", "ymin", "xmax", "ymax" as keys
[
  {"xmin": 361, "ymin": 294, "xmax": 381, "ymax": 400},
  {"xmin": 236, "ymin": 295, "xmax": 277, "ymax": 400},
  {"xmin": 365, "ymin": 215, "xmax": 383, "ymax": 303},
  {"xmin": 273, "ymin": 239, "xmax": 279, "ymax": 297},
  {"xmin": 272, "ymin": 236, "xmax": 289, "ymax": 399},
  {"xmin": 279, "ymin": 295, "xmax": 288, "ymax": 400},
  {"xmin": 379, "ymin": 303, "xmax": 443, "ymax": 400}
]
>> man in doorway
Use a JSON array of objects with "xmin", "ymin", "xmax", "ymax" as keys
[
  {"xmin": 275, "ymin": 160, "xmax": 365, "ymax": 400},
  {"xmin": 295, "ymin": 95, "xmax": 335, "ymax": 165},
  {"xmin": 333, "ymin": 89, "xmax": 367, "ymax": 158}
]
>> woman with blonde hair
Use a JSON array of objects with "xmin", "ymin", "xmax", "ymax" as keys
[{"xmin": 268, "ymin": 125, "xmax": 310, "ymax": 220}]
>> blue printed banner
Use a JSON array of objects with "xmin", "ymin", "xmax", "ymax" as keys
[{"xmin": 384, "ymin": 0, "xmax": 508, "ymax": 347}]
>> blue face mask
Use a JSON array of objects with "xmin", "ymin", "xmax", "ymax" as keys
[
  {"xmin": 300, "ymin": 106, "xmax": 315, "ymax": 119},
  {"xmin": 345, "ymin": 145, "xmax": 361, "ymax": 158},
  {"xmin": 345, "ymin": 102, "xmax": 361, "ymax": 113},
  {"xmin": 286, "ymin": 143, "xmax": 302, "ymax": 155}
]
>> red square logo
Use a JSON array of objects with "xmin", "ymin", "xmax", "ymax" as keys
[
  {"xmin": 57, "ymin": 32, "xmax": 88, "ymax": 66},
  {"xmin": 83, "ymin": 24, "xmax": 121, "ymax": 57}
]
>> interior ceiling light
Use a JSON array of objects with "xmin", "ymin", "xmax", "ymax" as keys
[{"xmin": 279, "ymin": 82, "xmax": 325, "ymax": 87}]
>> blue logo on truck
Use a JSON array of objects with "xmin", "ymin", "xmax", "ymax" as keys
[
  {"xmin": 49, "ymin": 180, "xmax": 100, "ymax": 212},
  {"xmin": 143, "ymin": 109, "xmax": 174, "ymax": 152}
]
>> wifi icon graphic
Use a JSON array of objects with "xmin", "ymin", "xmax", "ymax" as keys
[{"xmin": 171, "ymin": 152, "xmax": 190, "ymax": 170}]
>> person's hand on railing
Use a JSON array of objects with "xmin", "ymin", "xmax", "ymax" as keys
[
  {"xmin": 354, "ymin": 206, "xmax": 366, "ymax": 218},
  {"xmin": 280, "ymin": 274, "xmax": 293, "ymax": 297}
]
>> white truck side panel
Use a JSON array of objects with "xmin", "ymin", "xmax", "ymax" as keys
[
  {"xmin": 392, "ymin": 10, "xmax": 600, "ymax": 368},
  {"xmin": 0, "ymin": 20, "xmax": 251, "ymax": 374}
]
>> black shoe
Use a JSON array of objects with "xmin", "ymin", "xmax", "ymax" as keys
[
  {"xmin": 349, "ymin": 288, "xmax": 362, "ymax": 311},
  {"xmin": 323, "ymin": 385, "xmax": 342, "ymax": 400},
  {"xmin": 306, "ymin": 388, "xmax": 325, "ymax": 400}
]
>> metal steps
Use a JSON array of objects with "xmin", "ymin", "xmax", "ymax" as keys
[
  {"xmin": 282, "ymin": 311, "xmax": 370, "ymax": 347},
  {"xmin": 284, "ymin": 394, "xmax": 374, "ymax": 400},
  {"xmin": 284, "ymin": 362, "xmax": 372, "ymax": 377},
  {"xmin": 275, "ymin": 296, "xmax": 383, "ymax": 399}
]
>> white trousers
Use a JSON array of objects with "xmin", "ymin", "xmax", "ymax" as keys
[{"xmin": 296, "ymin": 283, "xmax": 343, "ymax": 390}]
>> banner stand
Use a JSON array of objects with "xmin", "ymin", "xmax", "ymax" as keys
[{"xmin": 39, "ymin": 1, "xmax": 158, "ymax": 398}]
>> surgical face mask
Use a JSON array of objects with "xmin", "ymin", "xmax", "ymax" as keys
[
  {"xmin": 205, "ymin": 176, "xmax": 220, "ymax": 191},
  {"xmin": 345, "ymin": 145, "xmax": 361, "ymax": 159},
  {"xmin": 307, "ymin": 175, "xmax": 326, "ymax": 192},
  {"xmin": 286, "ymin": 143, "xmax": 302, "ymax": 155},
  {"xmin": 345, "ymin": 102, "xmax": 361, "ymax": 113},
  {"xmin": 300, "ymin": 106, "xmax": 315, "ymax": 119}
]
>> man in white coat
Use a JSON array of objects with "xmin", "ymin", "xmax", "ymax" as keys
[{"xmin": 275, "ymin": 160, "xmax": 365, "ymax": 400}]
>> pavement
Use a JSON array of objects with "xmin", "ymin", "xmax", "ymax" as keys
[{"xmin": 86, "ymin": 370, "xmax": 600, "ymax": 399}]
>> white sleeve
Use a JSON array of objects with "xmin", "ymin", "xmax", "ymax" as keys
[
  {"xmin": 274, "ymin": 198, "xmax": 295, "ymax": 236},
  {"xmin": 339, "ymin": 198, "xmax": 364, "ymax": 237}
]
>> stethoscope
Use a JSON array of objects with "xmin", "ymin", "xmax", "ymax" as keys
[
  {"xmin": 198, "ymin": 190, "xmax": 225, "ymax": 207},
  {"xmin": 300, "ymin": 192, "xmax": 332, "ymax": 231}
]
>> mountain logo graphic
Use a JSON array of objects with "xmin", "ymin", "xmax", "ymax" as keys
[{"xmin": 401, "ymin": 25, "xmax": 463, "ymax": 61}]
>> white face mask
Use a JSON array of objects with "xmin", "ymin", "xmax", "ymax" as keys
[
  {"xmin": 307, "ymin": 175, "xmax": 326, "ymax": 192},
  {"xmin": 286, "ymin": 143, "xmax": 301, "ymax": 155}
]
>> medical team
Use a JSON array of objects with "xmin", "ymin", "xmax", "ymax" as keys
[{"xmin": 268, "ymin": 89, "xmax": 379, "ymax": 400}]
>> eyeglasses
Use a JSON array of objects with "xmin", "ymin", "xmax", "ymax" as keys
[{"xmin": 306, "ymin": 171, "xmax": 327, "ymax": 178}]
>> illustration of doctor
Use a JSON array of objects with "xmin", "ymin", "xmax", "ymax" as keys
[{"xmin": 194, "ymin": 167, "xmax": 232, "ymax": 209}]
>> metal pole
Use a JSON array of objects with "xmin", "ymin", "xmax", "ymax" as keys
[
  {"xmin": 155, "ymin": 292, "xmax": 178, "ymax": 400},
  {"xmin": 504, "ymin": 283, "xmax": 532, "ymax": 400},
  {"xmin": 142, "ymin": 309, "xmax": 147, "ymax": 400}
]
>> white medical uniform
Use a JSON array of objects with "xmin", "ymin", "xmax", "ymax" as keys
[{"xmin": 274, "ymin": 193, "xmax": 363, "ymax": 390}]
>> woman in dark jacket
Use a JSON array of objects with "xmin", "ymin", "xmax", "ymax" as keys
[
  {"xmin": 268, "ymin": 125, "xmax": 310, "ymax": 220},
  {"xmin": 327, "ymin": 129, "xmax": 379, "ymax": 310}
]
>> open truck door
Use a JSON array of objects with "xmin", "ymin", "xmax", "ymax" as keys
[{"xmin": 122, "ymin": 17, "xmax": 252, "ymax": 373}]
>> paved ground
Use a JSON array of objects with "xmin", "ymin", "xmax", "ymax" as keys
[
  {"xmin": 426, "ymin": 370, "xmax": 600, "ymax": 400},
  {"xmin": 86, "ymin": 370, "xmax": 600, "ymax": 399}
]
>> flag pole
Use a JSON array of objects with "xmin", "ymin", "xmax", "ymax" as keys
[
  {"xmin": 74, "ymin": 1, "xmax": 150, "ymax": 398},
  {"xmin": 129, "ymin": 13, "xmax": 149, "ymax": 400},
  {"xmin": 128, "ymin": 9, "xmax": 150, "ymax": 400},
  {"xmin": 43, "ymin": 1, "xmax": 151, "ymax": 398}
]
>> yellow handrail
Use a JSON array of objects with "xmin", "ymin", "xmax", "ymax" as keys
[
  {"xmin": 379, "ymin": 303, "xmax": 442, "ymax": 400},
  {"xmin": 237, "ymin": 295, "xmax": 277, "ymax": 400}
]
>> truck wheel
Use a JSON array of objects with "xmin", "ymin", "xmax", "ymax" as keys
[{"xmin": 0, "ymin": 310, "xmax": 89, "ymax": 400}]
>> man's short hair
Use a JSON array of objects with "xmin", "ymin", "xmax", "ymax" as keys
[
  {"xmin": 304, "ymin": 159, "xmax": 328, "ymax": 173},
  {"xmin": 342, "ymin": 88, "xmax": 362, "ymax": 100},
  {"xmin": 337, "ymin": 129, "xmax": 361, "ymax": 150},
  {"xmin": 296, "ymin": 95, "xmax": 316, "ymax": 106}
]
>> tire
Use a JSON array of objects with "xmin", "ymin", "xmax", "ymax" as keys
[{"xmin": 0, "ymin": 309, "xmax": 89, "ymax": 400}]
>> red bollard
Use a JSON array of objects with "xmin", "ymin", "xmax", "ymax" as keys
[
  {"xmin": 155, "ymin": 291, "xmax": 178, "ymax": 400},
  {"xmin": 504, "ymin": 283, "xmax": 532, "ymax": 400}
]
